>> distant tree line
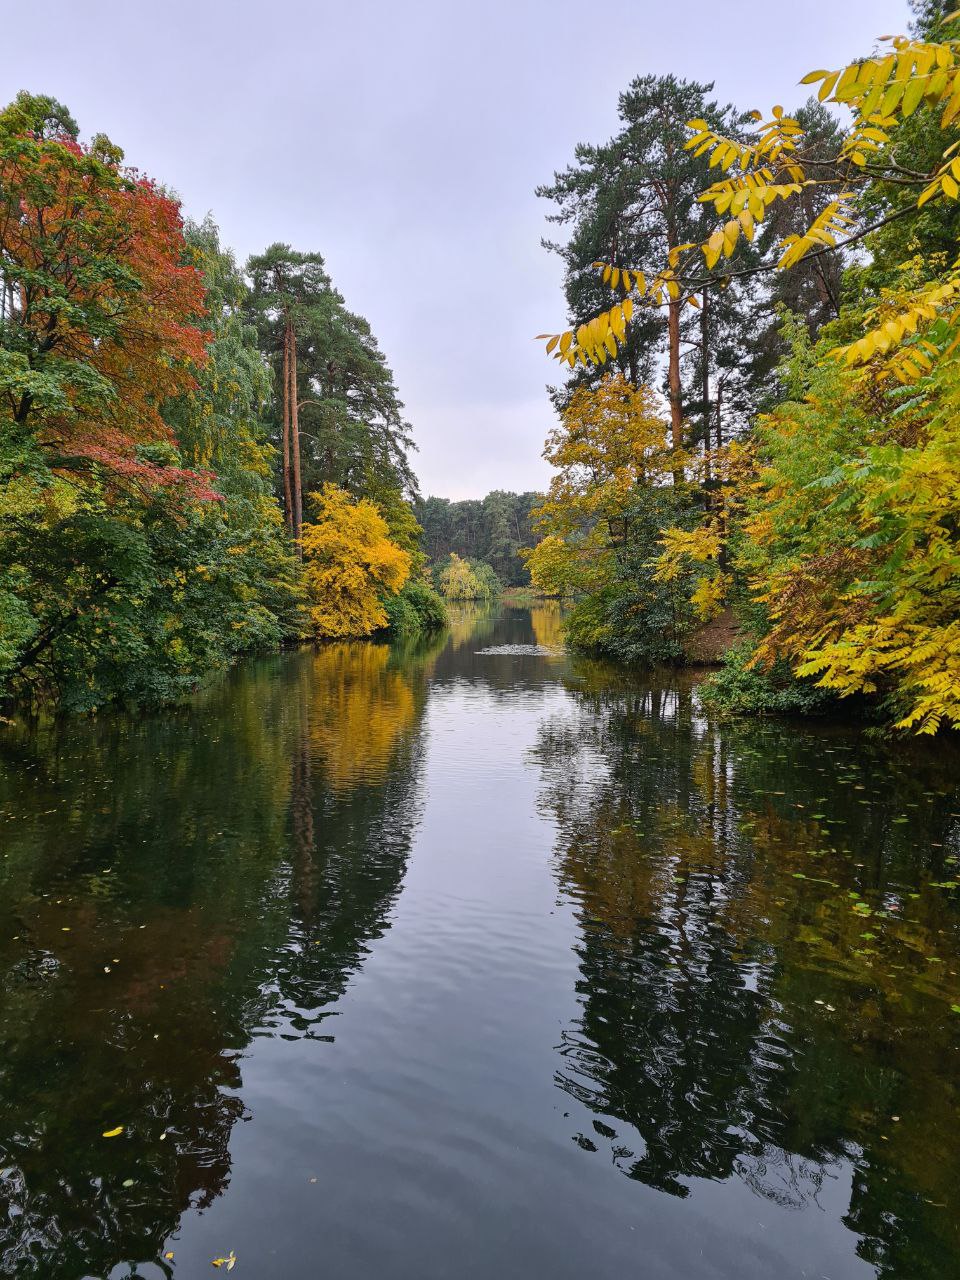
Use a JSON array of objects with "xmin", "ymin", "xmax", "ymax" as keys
[{"xmin": 414, "ymin": 491, "xmax": 541, "ymax": 587}]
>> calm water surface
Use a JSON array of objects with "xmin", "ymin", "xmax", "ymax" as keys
[{"xmin": 1, "ymin": 604, "xmax": 959, "ymax": 1279}]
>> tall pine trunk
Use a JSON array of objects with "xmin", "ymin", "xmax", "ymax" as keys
[
  {"xmin": 288, "ymin": 320, "xmax": 304, "ymax": 554},
  {"xmin": 281, "ymin": 319, "xmax": 293, "ymax": 533},
  {"xmin": 666, "ymin": 296, "xmax": 683, "ymax": 448},
  {"xmin": 701, "ymin": 289, "xmax": 711, "ymax": 491},
  {"xmin": 667, "ymin": 295, "xmax": 684, "ymax": 487}
]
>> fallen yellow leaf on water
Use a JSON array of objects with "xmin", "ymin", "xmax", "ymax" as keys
[
  {"xmin": 102, "ymin": 1126, "xmax": 124, "ymax": 1138},
  {"xmin": 212, "ymin": 1252, "xmax": 237, "ymax": 1271},
  {"xmin": 164, "ymin": 1252, "xmax": 174, "ymax": 1260}
]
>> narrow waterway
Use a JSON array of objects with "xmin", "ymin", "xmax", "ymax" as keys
[{"xmin": 1, "ymin": 604, "xmax": 959, "ymax": 1279}]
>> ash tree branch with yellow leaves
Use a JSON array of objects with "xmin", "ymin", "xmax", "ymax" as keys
[{"xmin": 536, "ymin": 7, "xmax": 960, "ymax": 381}]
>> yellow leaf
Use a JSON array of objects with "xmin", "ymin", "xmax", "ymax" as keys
[
  {"xmin": 800, "ymin": 69, "xmax": 831, "ymax": 84},
  {"xmin": 918, "ymin": 182, "xmax": 940, "ymax": 207},
  {"xmin": 902, "ymin": 76, "xmax": 926, "ymax": 116},
  {"xmin": 102, "ymin": 1126, "xmax": 124, "ymax": 1138},
  {"xmin": 545, "ymin": 335, "xmax": 560, "ymax": 355},
  {"xmin": 880, "ymin": 80, "xmax": 904, "ymax": 116},
  {"xmin": 944, "ymin": 173, "xmax": 959, "ymax": 199},
  {"xmin": 211, "ymin": 1253, "xmax": 237, "ymax": 1272},
  {"xmin": 818, "ymin": 71, "xmax": 840, "ymax": 102}
]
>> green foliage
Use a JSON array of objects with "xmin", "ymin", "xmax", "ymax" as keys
[
  {"xmin": 246, "ymin": 243, "xmax": 416, "ymax": 508},
  {"xmin": 698, "ymin": 644, "xmax": 839, "ymax": 719},
  {"xmin": 469, "ymin": 560, "xmax": 502, "ymax": 599},
  {"xmin": 562, "ymin": 485, "xmax": 700, "ymax": 666},
  {"xmin": 380, "ymin": 579, "xmax": 448, "ymax": 637}
]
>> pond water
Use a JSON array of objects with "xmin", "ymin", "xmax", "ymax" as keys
[{"xmin": 1, "ymin": 604, "xmax": 959, "ymax": 1280}]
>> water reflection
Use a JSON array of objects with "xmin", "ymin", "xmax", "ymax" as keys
[
  {"xmin": 0, "ymin": 639, "xmax": 435, "ymax": 1279},
  {"xmin": 537, "ymin": 667, "xmax": 960, "ymax": 1279},
  {"xmin": 2, "ymin": 612, "xmax": 960, "ymax": 1280}
]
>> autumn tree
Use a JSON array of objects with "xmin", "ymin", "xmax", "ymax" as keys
[
  {"xmin": 530, "ymin": 4, "xmax": 960, "ymax": 730},
  {"xmin": 0, "ymin": 93, "xmax": 224, "ymax": 705},
  {"xmin": 0, "ymin": 92, "xmax": 209, "ymax": 493},
  {"xmin": 0, "ymin": 96, "xmax": 304, "ymax": 707},
  {"xmin": 436, "ymin": 553, "xmax": 499, "ymax": 600},
  {"xmin": 300, "ymin": 484, "xmax": 410, "ymax": 638},
  {"xmin": 526, "ymin": 375, "xmax": 698, "ymax": 662}
]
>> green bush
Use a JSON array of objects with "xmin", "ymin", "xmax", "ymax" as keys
[
  {"xmin": 381, "ymin": 579, "xmax": 448, "ymax": 636},
  {"xmin": 698, "ymin": 643, "xmax": 838, "ymax": 718}
]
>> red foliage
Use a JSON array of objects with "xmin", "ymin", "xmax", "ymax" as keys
[{"xmin": 1, "ymin": 129, "xmax": 215, "ymax": 502}]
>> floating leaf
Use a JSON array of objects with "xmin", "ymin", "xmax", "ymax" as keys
[{"xmin": 102, "ymin": 1126, "xmax": 124, "ymax": 1138}]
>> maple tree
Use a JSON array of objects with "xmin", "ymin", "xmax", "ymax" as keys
[
  {"xmin": 0, "ymin": 93, "xmax": 212, "ymax": 499},
  {"xmin": 0, "ymin": 97, "xmax": 303, "ymax": 707}
]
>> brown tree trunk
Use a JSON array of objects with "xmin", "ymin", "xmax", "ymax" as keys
[
  {"xmin": 281, "ymin": 319, "xmax": 293, "ymax": 533},
  {"xmin": 667, "ymin": 295, "xmax": 684, "ymax": 487},
  {"xmin": 666, "ymin": 297, "xmax": 683, "ymax": 448},
  {"xmin": 288, "ymin": 319, "xmax": 304, "ymax": 555},
  {"xmin": 701, "ymin": 289, "xmax": 711, "ymax": 490},
  {"xmin": 715, "ymin": 380, "xmax": 724, "ymax": 453}
]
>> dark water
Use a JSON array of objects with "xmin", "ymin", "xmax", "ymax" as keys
[{"xmin": 1, "ymin": 605, "xmax": 959, "ymax": 1280}]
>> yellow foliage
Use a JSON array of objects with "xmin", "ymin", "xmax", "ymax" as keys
[
  {"xmin": 653, "ymin": 441, "xmax": 753, "ymax": 620},
  {"xmin": 438, "ymin": 553, "xmax": 485, "ymax": 599},
  {"xmin": 536, "ymin": 13, "xmax": 960, "ymax": 376},
  {"xmin": 309, "ymin": 643, "xmax": 416, "ymax": 787},
  {"xmin": 525, "ymin": 375, "xmax": 679, "ymax": 597},
  {"xmin": 300, "ymin": 484, "xmax": 410, "ymax": 639}
]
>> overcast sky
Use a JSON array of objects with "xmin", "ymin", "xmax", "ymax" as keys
[{"xmin": 5, "ymin": 0, "xmax": 910, "ymax": 498}]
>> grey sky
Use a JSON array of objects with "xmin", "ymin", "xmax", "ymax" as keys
[{"xmin": 6, "ymin": 0, "xmax": 910, "ymax": 497}]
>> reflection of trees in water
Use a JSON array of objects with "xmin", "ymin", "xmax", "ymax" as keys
[
  {"xmin": 308, "ymin": 643, "xmax": 417, "ymax": 790},
  {"xmin": 529, "ymin": 602, "xmax": 565, "ymax": 651},
  {"xmin": 0, "ymin": 640, "xmax": 433, "ymax": 1278},
  {"xmin": 536, "ymin": 675, "xmax": 960, "ymax": 1277},
  {"xmin": 444, "ymin": 601, "xmax": 500, "ymax": 652}
]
